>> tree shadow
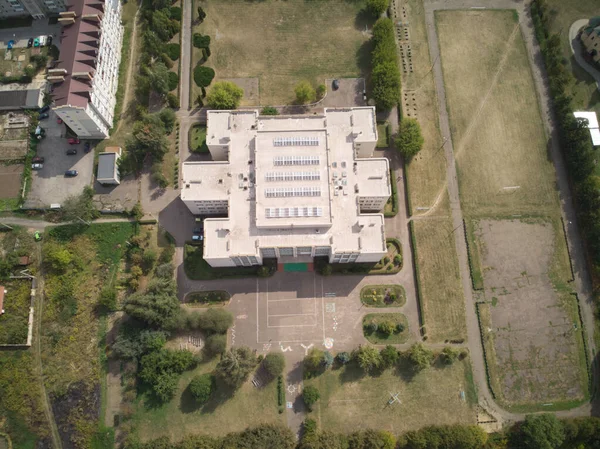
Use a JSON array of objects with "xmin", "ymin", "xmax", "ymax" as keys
[
  {"xmin": 394, "ymin": 359, "xmax": 417, "ymax": 383},
  {"xmin": 356, "ymin": 39, "xmax": 374, "ymax": 81},
  {"xmin": 354, "ymin": 9, "xmax": 375, "ymax": 32},
  {"xmin": 339, "ymin": 363, "xmax": 366, "ymax": 384},
  {"xmin": 179, "ymin": 378, "xmax": 236, "ymax": 414}
]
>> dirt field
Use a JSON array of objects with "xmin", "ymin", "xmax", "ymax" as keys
[
  {"xmin": 476, "ymin": 219, "xmax": 587, "ymax": 409},
  {"xmin": 0, "ymin": 164, "xmax": 23, "ymax": 199},
  {"xmin": 411, "ymin": 193, "xmax": 466, "ymax": 343},
  {"xmin": 305, "ymin": 359, "xmax": 476, "ymax": 434},
  {"xmin": 402, "ymin": 0, "xmax": 447, "ymax": 215},
  {"xmin": 194, "ymin": 0, "xmax": 371, "ymax": 105},
  {"xmin": 436, "ymin": 10, "xmax": 558, "ymax": 217}
]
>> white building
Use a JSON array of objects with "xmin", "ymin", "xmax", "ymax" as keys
[
  {"xmin": 181, "ymin": 107, "xmax": 391, "ymax": 268},
  {"xmin": 49, "ymin": 0, "xmax": 123, "ymax": 139},
  {"xmin": 0, "ymin": 0, "xmax": 66, "ymax": 19},
  {"xmin": 97, "ymin": 146, "xmax": 121, "ymax": 185}
]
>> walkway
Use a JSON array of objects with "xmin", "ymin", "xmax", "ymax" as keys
[
  {"xmin": 422, "ymin": 0, "xmax": 596, "ymax": 423},
  {"xmin": 569, "ymin": 19, "xmax": 600, "ymax": 92}
]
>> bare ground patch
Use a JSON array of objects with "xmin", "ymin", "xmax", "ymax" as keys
[
  {"xmin": 0, "ymin": 164, "xmax": 23, "ymax": 199},
  {"xmin": 477, "ymin": 219, "xmax": 587, "ymax": 409}
]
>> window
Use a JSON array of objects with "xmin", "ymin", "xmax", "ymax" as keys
[
  {"xmin": 297, "ymin": 246, "xmax": 312, "ymax": 255},
  {"xmin": 261, "ymin": 248, "xmax": 276, "ymax": 258},
  {"xmin": 315, "ymin": 246, "xmax": 330, "ymax": 256},
  {"xmin": 279, "ymin": 247, "xmax": 293, "ymax": 256}
]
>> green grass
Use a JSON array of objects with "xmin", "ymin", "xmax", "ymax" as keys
[
  {"xmin": 304, "ymin": 359, "xmax": 476, "ymax": 434},
  {"xmin": 383, "ymin": 168, "xmax": 398, "ymax": 218},
  {"xmin": 376, "ymin": 122, "xmax": 390, "ymax": 148},
  {"xmin": 360, "ymin": 285, "xmax": 406, "ymax": 307},
  {"xmin": 362, "ymin": 313, "xmax": 409, "ymax": 344},
  {"xmin": 186, "ymin": 290, "xmax": 231, "ymax": 306},
  {"xmin": 184, "ymin": 244, "xmax": 274, "ymax": 280},
  {"xmin": 0, "ymin": 198, "xmax": 20, "ymax": 212},
  {"xmin": 132, "ymin": 359, "xmax": 285, "ymax": 441},
  {"xmin": 0, "ymin": 279, "xmax": 30, "ymax": 345},
  {"xmin": 189, "ymin": 125, "xmax": 208, "ymax": 153}
]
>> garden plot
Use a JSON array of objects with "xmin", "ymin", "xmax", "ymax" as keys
[{"xmin": 477, "ymin": 219, "xmax": 587, "ymax": 409}]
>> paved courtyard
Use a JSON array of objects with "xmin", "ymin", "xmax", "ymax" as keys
[{"xmin": 25, "ymin": 109, "xmax": 95, "ymax": 208}]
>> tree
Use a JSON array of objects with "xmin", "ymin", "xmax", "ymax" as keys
[
  {"xmin": 397, "ymin": 118, "xmax": 424, "ymax": 159},
  {"xmin": 193, "ymin": 65, "xmax": 215, "ymax": 88},
  {"xmin": 142, "ymin": 249, "xmax": 157, "ymax": 273},
  {"xmin": 123, "ymin": 290, "xmax": 181, "ymax": 329},
  {"xmin": 147, "ymin": 61, "xmax": 171, "ymax": 96},
  {"xmin": 155, "ymin": 262, "xmax": 174, "ymax": 279},
  {"xmin": 60, "ymin": 185, "xmax": 98, "ymax": 223},
  {"xmin": 206, "ymin": 81, "xmax": 244, "ymax": 109},
  {"xmin": 44, "ymin": 242, "xmax": 73, "ymax": 271},
  {"xmin": 98, "ymin": 287, "xmax": 117, "ymax": 311},
  {"xmin": 189, "ymin": 373, "xmax": 214, "ymax": 403},
  {"xmin": 372, "ymin": 60, "xmax": 401, "ymax": 111},
  {"xmin": 520, "ymin": 414, "xmax": 565, "ymax": 449},
  {"xmin": 407, "ymin": 343, "xmax": 434, "ymax": 371},
  {"xmin": 195, "ymin": 308, "xmax": 233, "ymax": 334},
  {"xmin": 354, "ymin": 345, "xmax": 382, "ymax": 373},
  {"xmin": 158, "ymin": 109, "xmax": 176, "ymax": 135},
  {"xmin": 441, "ymin": 347, "xmax": 459, "ymax": 365},
  {"xmin": 295, "ymin": 81, "xmax": 316, "ymax": 104},
  {"xmin": 151, "ymin": 9, "xmax": 177, "ymax": 41},
  {"xmin": 323, "ymin": 351, "xmax": 334, "ymax": 369},
  {"xmin": 378, "ymin": 320, "xmax": 395, "ymax": 336},
  {"xmin": 348, "ymin": 429, "xmax": 396, "ymax": 449},
  {"xmin": 261, "ymin": 106, "xmax": 279, "ymax": 116},
  {"xmin": 263, "ymin": 353, "xmax": 285, "ymax": 378},
  {"xmin": 304, "ymin": 348, "xmax": 325, "ymax": 377},
  {"xmin": 139, "ymin": 349, "xmax": 196, "ymax": 403},
  {"xmin": 380, "ymin": 345, "xmax": 399, "ymax": 368},
  {"xmin": 215, "ymin": 346, "xmax": 257, "ymax": 388},
  {"xmin": 366, "ymin": 0, "xmax": 389, "ymax": 17},
  {"xmin": 204, "ymin": 333, "xmax": 227, "ymax": 356},
  {"xmin": 336, "ymin": 352, "xmax": 351, "ymax": 365},
  {"xmin": 221, "ymin": 424, "xmax": 296, "ymax": 449},
  {"xmin": 302, "ymin": 385, "xmax": 320, "ymax": 411}
]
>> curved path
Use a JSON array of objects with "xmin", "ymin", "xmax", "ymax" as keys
[
  {"xmin": 422, "ymin": 0, "xmax": 596, "ymax": 424},
  {"xmin": 569, "ymin": 19, "xmax": 600, "ymax": 91}
]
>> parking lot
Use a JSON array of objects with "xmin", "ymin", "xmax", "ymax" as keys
[
  {"xmin": 0, "ymin": 22, "xmax": 61, "ymax": 50},
  {"xmin": 25, "ymin": 109, "xmax": 95, "ymax": 208}
]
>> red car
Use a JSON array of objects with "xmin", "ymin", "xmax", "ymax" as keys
[
  {"xmin": 68, "ymin": 138, "xmax": 80, "ymax": 144},
  {"xmin": 57, "ymin": 118, "xmax": 63, "ymax": 124},
  {"xmin": 32, "ymin": 156, "xmax": 44, "ymax": 163}
]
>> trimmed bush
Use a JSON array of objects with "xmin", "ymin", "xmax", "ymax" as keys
[
  {"xmin": 371, "ymin": 18, "xmax": 401, "ymax": 111},
  {"xmin": 167, "ymin": 71, "xmax": 179, "ymax": 92},
  {"xmin": 302, "ymin": 385, "xmax": 320, "ymax": 411},
  {"xmin": 193, "ymin": 33, "xmax": 211, "ymax": 49},
  {"xmin": 397, "ymin": 118, "xmax": 424, "ymax": 159},
  {"xmin": 261, "ymin": 106, "xmax": 279, "ymax": 116},
  {"xmin": 193, "ymin": 65, "xmax": 215, "ymax": 88},
  {"xmin": 367, "ymin": 0, "xmax": 389, "ymax": 17},
  {"xmin": 295, "ymin": 80, "xmax": 316, "ymax": 104},
  {"xmin": 189, "ymin": 373, "xmax": 214, "ymax": 403},
  {"xmin": 263, "ymin": 353, "xmax": 285, "ymax": 378},
  {"xmin": 165, "ymin": 43, "xmax": 180, "ymax": 61}
]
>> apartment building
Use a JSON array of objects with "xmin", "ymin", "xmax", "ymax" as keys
[
  {"xmin": 181, "ymin": 107, "xmax": 391, "ymax": 268},
  {"xmin": 0, "ymin": 0, "xmax": 66, "ymax": 19},
  {"xmin": 49, "ymin": 0, "xmax": 123, "ymax": 139}
]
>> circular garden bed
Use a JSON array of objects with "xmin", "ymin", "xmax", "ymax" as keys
[
  {"xmin": 360, "ymin": 284, "xmax": 405, "ymax": 307},
  {"xmin": 185, "ymin": 290, "xmax": 231, "ymax": 307},
  {"xmin": 362, "ymin": 313, "xmax": 409, "ymax": 344}
]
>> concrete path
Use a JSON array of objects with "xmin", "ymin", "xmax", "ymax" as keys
[
  {"xmin": 421, "ymin": 0, "xmax": 596, "ymax": 423},
  {"xmin": 569, "ymin": 19, "xmax": 600, "ymax": 91},
  {"xmin": 179, "ymin": 0, "xmax": 192, "ymax": 111},
  {"xmin": 0, "ymin": 216, "xmax": 134, "ymax": 230}
]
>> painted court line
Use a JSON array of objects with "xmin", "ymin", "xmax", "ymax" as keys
[
  {"xmin": 266, "ymin": 297, "xmax": 316, "ymax": 302},
  {"xmin": 268, "ymin": 312, "xmax": 316, "ymax": 317}
]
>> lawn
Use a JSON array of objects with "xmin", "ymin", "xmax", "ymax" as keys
[
  {"xmin": 189, "ymin": 125, "xmax": 208, "ymax": 153},
  {"xmin": 360, "ymin": 285, "xmax": 406, "ymax": 307},
  {"xmin": 402, "ymin": 0, "xmax": 448, "ymax": 216},
  {"xmin": 376, "ymin": 123, "xmax": 390, "ymax": 148},
  {"xmin": 304, "ymin": 359, "xmax": 476, "ymax": 434},
  {"xmin": 193, "ymin": 0, "xmax": 371, "ymax": 105},
  {"xmin": 0, "ymin": 279, "xmax": 30, "ymax": 345},
  {"xmin": 362, "ymin": 313, "xmax": 409, "ymax": 344},
  {"xmin": 184, "ymin": 244, "xmax": 275, "ymax": 280},
  {"xmin": 436, "ymin": 10, "xmax": 558, "ymax": 218},
  {"xmin": 410, "ymin": 197, "xmax": 466, "ymax": 343},
  {"xmin": 133, "ymin": 359, "xmax": 286, "ymax": 441}
]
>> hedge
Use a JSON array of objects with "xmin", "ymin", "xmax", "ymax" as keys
[
  {"xmin": 193, "ymin": 33, "xmax": 210, "ymax": 49},
  {"xmin": 167, "ymin": 71, "xmax": 179, "ymax": 92},
  {"xmin": 165, "ymin": 43, "xmax": 180, "ymax": 61},
  {"xmin": 384, "ymin": 167, "xmax": 398, "ymax": 218},
  {"xmin": 193, "ymin": 65, "xmax": 215, "ymax": 88},
  {"xmin": 371, "ymin": 18, "xmax": 401, "ymax": 111}
]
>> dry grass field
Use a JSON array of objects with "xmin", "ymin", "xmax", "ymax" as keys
[
  {"xmin": 411, "ymin": 194, "xmax": 466, "ymax": 343},
  {"xmin": 436, "ymin": 10, "xmax": 558, "ymax": 217},
  {"xmin": 193, "ymin": 0, "xmax": 371, "ymax": 105},
  {"xmin": 305, "ymin": 359, "xmax": 476, "ymax": 434},
  {"xmin": 401, "ymin": 0, "xmax": 447, "ymax": 215}
]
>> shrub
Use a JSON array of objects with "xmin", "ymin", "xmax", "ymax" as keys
[
  {"xmin": 316, "ymin": 84, "xmax": 326, "ymax": 100},
  {"xmin": 142, "ymin": 249, "xmax": 158, "ymax": 273},
  {"xmin": 167, "ymin": 71, "xmax": 179, "ymax": 92},
  {"xmin": 396, "ymin": 323, "xmax": 405, "ymax": 333},
  {"xmin": 397, "ymin": 118, "xmax": 424, "ymax": 159},
  {"xmin": 193, "ymin": 65, "xmax": 215, "ymax": 88},
  {"xmin": 261, "ymin": 106, "xmax": 279, "ymax": 116},
  {"xmin": 354, "ymin": 345, "xmax": 382, "ymax": 373},
  {"xmin": 304, "ymin": 348, "xmax": 325, "ymax": 377},
  {"xmin": 166, "ymin": 93, "xmax": 178, "ymax": 108},
  {"xmin": 406, "ymin": 343, "xmax": 434, "ymax": 372},
  {"xmin": 206, "ymin": 81, "xmax": 244, "ymax": 110},
  {"xmin": 189, "ymin": 373, "xmax": 214, "ymax": 403},
  {"xmin": 165, "ymin": 43, "xmax": 180, "ymax": 61},
  {"xmin": 205, "ymin": 333, "xmax": 227, "ymax": 356},
  {"xmin": 159, "ymin": 107, "xmax": 176, "ymax": 133},
  {"xmin": 364, "ymin": 322, "xmax": 378, "ymax": 334},
  {"xmin": 378, "ymin": 321, "xmax": 395, "ymax": 336},
  {"xmin": 302, "ymin": 385, "xmax": 320, "ymax": 411},
  {"xmin": 321, "ymin": 264, "xmax": 332, "ymax": 276},
  {"xmin": 380, "ymin": 345, "xmax": 399, "ymax": 368},
  {"xmin": 195, "ymin": 308, "xmax": 233, "ymax": 334},
  {"xmin": 336, "ymin": 352, "xmax": 350, "ymax": 365},
  {"xmin": 99, "ymin": 287, "xmax": 117, "ymax": 311},
  {"xmin": 193, "ymin": 33, "xmax": 211, "ymax": 48},
  {"xmin": 367, "ymin": 0, "xmax": 389, "ymax": 16},
  {"xmin": 169, "ymin": 6, "xmax": 181, "ymax": 20},
  {"xmin": 215, "ymin": 346, "xmax": 257, "ymax": 388},
  {"xmin": 154, "ymin": 262, "xmax": 174, "ymax": 279},
  {"xmin": 263, "ymin": 353, "xmax": 285, "ymax": 378},
  {"xmin": 441, "ymin": 347, "xmax": 459, "ymax": 365},
  {"xmin": 295, "ymin": 81, "xmax": 316, "ymax": 104}
]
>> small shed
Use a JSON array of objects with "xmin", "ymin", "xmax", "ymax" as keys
[
  {"xmin": 18, "ymin": 256, "xmax": 30, "ymax": 266},
  {"xmin": 97, "ymin": 146, "xmax": 122, "ymax": 185},
  {"xmin": 574, "ymin": 111, "xmax": 600, "ymax": 146}
]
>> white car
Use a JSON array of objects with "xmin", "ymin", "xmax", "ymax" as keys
[{"xmin": 31, "ymin": 163, "xmax": 43, "ymax": 170}]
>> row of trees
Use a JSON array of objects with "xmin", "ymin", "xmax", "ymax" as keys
[
  {"xmin": 531, "ymin": 0, "xmax": 600, "ymax": 279},
  {"xmin": 127, "ymin": 415, "xmax": 600, "ymax": 449},
  {"xmin": 371, "ymin": 18, "xmax": 401, "ymax": 111}
]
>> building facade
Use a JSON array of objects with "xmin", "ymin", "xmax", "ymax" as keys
[
  {"xmin": 0, "ymin": 0, "xmax": 66, "ymax": 19},
  {"xmin": 181, "ymin": 107, "xmax": 391, "ymax": 268},
  {"xmin": 50, "ymin": 0, "xmax": 123, "ymax": 139},
  {"xmin": 581, "ymin": 17, "xmax": 600, "ymax": 64}
]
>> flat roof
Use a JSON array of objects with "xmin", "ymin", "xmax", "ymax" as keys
[
  {"xmin": 97, "ymin": 152, "xmax": 116, "ymax": 180},
  {"xmin": 574, "ymin": 111, "xmax": 600, "ymax": 146},
  {"xmin": 186, "ymin": 108, "xmax": 388, "ymax": 259}
]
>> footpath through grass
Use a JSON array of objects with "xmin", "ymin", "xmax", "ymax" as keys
[{"xmin": 305, "ymin": 359, "xmax": 476, "ymax": 434}]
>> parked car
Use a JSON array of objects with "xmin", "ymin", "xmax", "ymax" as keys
[
  {"xmin": 332, "ymin": 79, "xmax": 340, "ymax": 90},
  {"xmin": 27, "ymin": 38, "xmax": 33, "ymax": 48},
  {"xmin": 192, "ymin": 234, "xmax": 203, "ymax": 242},
  {"xmin": 68, "ymin": 138, "xmax": 80, "ymax": 144},
  {"xmin": 38, "ymin": 35, "xmax": 47, "ymax": 47},
  {"xmin": 66, "ymin": 148, "xmax": 77, "ymax": 155},
  {"xmin": 84, "ymin": 142, "xmax": 91, "ymax": 152},
  {"xmin": 39, "ymin": 105, "xmax": 50, "ymax": 113},
  {"xmin": 65, "ymin": 170, "xmax": 78, "ymax": 177},
  {"xmin": 33, "ymin": 38, "xmax": 39, "ymax": 47},
  {"xmin": 7, "ymin": 40, "xmax": 14, "ymax": 50},
  {"xmin": 34, "ymin": 231, "xmax": 42, "ymax": 242},
  {"xmin": 32, "ymin": 156, "xmax": 44, "ymax": 163},
  {"xmin": 46, "ymin": 35, "xmax": 52, "ymax": 46},
  {"xmin": 31, "ymin": 163, "xmax": 43, "ymax": 170},
  {"xmin": 38, "ymin": 113, "xmax": 49, "ymax": 120}
]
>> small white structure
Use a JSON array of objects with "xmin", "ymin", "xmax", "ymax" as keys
[
  {"xmin": 97, "ymin": 146, "xmax": 121, "ymax": 185},
  {"xmin": 181, "ymin": 107, "xmax": 391, "ymax": 268},
  {"xmin": 574, "ymin": 111, "xmax": 600, "ymax": 146}
]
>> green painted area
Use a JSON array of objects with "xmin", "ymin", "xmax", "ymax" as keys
[{"xmin": 284, "ymin": 263, "xmax": 308, "ymax": 272}]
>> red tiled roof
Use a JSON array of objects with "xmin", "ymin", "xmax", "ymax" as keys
[{"xmin": 52, "ymin": 0, "xmax": 105, "ymax": 108}]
